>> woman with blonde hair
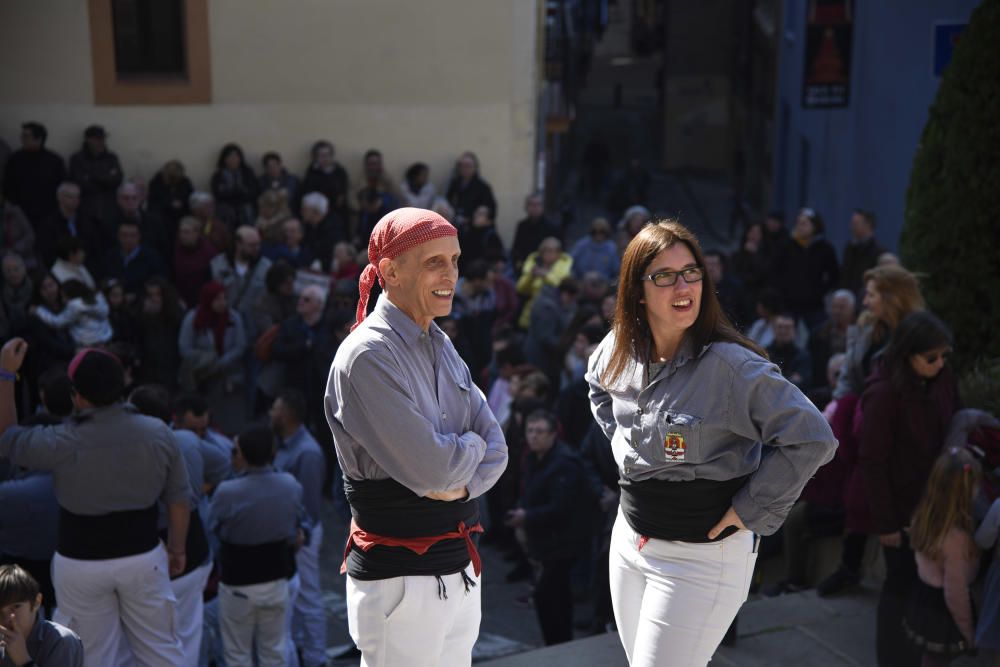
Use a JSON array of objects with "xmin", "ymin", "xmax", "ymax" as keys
[{"xmin": 586, "ymin": 219, "xmax": 836, "ymax": 666}]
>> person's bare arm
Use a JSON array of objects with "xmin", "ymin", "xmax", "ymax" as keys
[
  {"xmin": 166, "ymin": 501, "xmax": 190, "ymax": 577},
  {"xmin": 0, "ymin": 339, "xmax": 28, "ymax": 438}
]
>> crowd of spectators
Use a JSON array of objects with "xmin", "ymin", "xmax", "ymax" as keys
[{"xmin": 1, "ymin": 119, "xmax": 999, "ymax": 664}]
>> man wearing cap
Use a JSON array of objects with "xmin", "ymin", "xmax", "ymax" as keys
[
  {"xmin": 325, "ymin": 207, "xmax": 508, "ymax": 667},
  {"xmin": 0, "ymin": 341, "xmax": 189, "ymax": 667},
  {"xmin": 69, "ymin": 125, "xmax": 123, "ymax": 228}
]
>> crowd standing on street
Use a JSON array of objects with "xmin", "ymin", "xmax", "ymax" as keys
[{"xmin": 0, "ymin": 120, "xmax": 998, "ymax": 666}]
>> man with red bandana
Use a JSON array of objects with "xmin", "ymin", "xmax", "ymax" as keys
[{"xmin": 325, "ymin": 207, "xmax": 508, "ymax": 666}]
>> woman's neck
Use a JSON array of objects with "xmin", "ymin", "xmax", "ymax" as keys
[{"xmin": 649, "ymin": 329, "xmax": 683, "ymax": 362}]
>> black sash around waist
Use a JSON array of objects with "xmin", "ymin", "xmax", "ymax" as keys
[
  {"xmin": 619, "ymin": 475, "xmax": 750, "ymax": 543},
  {"xmin": 344, "ymin": 477, "xmax": 479, "ymax": 580},
  {"xmin": 58, "ymin": 504, "xmax": 160, "ymax": 560},
  {"xmin": 219, "ymin": 540, "xmax": 297, "ymax": 586},
  {"xmin": 158, "ymin": 507, "xmax": 210, "ymax": 577}
]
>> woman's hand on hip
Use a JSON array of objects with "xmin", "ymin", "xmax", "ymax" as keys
[{"xmin": 708, "ymin": 506, "xmax": 746, "ymax": 540}]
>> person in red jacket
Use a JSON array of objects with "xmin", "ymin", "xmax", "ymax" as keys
[{"xmin": 859, "ymin": 311, "xmax": 960, "ymax": 667}]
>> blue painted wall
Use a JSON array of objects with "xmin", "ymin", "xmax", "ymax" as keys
[{"xmin": 772, "ymin": 0, "xmax": 981, "ymax": 256}]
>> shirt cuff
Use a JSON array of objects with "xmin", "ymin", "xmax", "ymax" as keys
[{"xmin": 732, "ymin": 486, "xmax": 786, "ymax": 536}]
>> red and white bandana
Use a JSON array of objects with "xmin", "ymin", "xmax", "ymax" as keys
[{"xmin": 353, "ymin": 207, "xmax": 457, "ymax": 331}]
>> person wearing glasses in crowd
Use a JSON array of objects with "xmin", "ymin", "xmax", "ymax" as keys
[
  {"xmin": 858, "ymin": 311, "xmax": 960, "ymax": 667},
  {"xmin": 586, "ymin": 219, "xmax": 836, "ymax": 666}
]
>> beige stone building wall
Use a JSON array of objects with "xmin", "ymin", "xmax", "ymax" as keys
[{"xmin": 0, "ymin": 0, "xmax": 540, "ymax": 239}]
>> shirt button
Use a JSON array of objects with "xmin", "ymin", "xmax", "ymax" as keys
[
  {"xmin": 636, "ymin": 408, "xmax": 643, "ymax": 415},
  {"xmin": 442, "ymin": 412, "xmax": 447, "ymax": 420}
]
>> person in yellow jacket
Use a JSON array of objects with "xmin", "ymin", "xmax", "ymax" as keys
[{"xmin": 516, "ymin": 237, "xmax": 573, "ymax": 329}]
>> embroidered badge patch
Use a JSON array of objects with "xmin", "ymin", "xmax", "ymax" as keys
[{"xmin": 664, "ymin": 432, "xmax": 686, "ymax": 461}]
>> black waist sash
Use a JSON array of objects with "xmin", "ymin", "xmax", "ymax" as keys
[
  {"xmin": 219, "ymin": 540, "xmax": 297, "ymax": 586},
  {"xmin": 158, "ymin": 507, "xmax": 210, "ymax": 577},
  {"xmin": 58, "ymin": 504, "xmax": 160, "ymax": 560},
  {"xmin": 345, "ymin": 478, "xmax": 479, "ymax": 580},
  {"xmin": 619, "ymin": 475, "xmax": 750, "ymax": 543}
]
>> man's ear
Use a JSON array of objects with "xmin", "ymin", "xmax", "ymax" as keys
[{"xmin": 378, "ymin": 257, "xmax": 399, "ymax": 287}]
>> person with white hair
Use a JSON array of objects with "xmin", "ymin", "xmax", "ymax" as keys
[
  {"xmin": 808, "ymin": 288, "xmax": 857, "ymax": 392},
  {"xmin": 300, "ymin": 191, "xmax": 340, "ymax": 272},
  {"xmin": 189, "ymin": 190, "xmax": 232, "ymax": 254}
]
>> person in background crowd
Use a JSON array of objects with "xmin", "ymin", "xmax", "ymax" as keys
[
  {"xmin": 2, "ymin": 122, "xmax": 65, "ymax": 225},
  {"xmin": 860, "ymin": 311, "xmax": 960, "ymax": 667},
  {"xmin": 401, "ymin": 162, "xmax": 435, "ymax": 209},
  {"xmin": 69, "ymin": 125, "xmax": 122, "ymax": 227},
  {"xmin": 746, "ymin": 287, "xmax": 809, "ymax": 351},
  {"xmin": 330, "ymin": 241, "xmax": 361, "ymax": 283},
  {"xmin": 255, "ymin": 188, "xmax": 293, "ymax": 246},
  {"xmin": 23, "ymin": 274, "xmax": 74, "ymax": 386},
  {"xmin": 974, "ymin": 490, "xmax": 1000, "ymax": 664},
  {"xmin": 177, "ymin": 281, "xmax": 247, "ymax": 396},
  {"xmin": 300, "ymin": 191, "xmax": 341, "ymax": 271},
  {"xmin": 269, "ymin": 389, "xmax": 327, "ymax": 667},
  {"xmin": 103, "ymin": 219, "xmax": 167, "ymax": 301},
  {"xmin": 265, "ymin": 218, "xmax": 313, "ymax": 269},
  {"xmin": 761, "ymin": 210, "xmax": 790, "ymax": 268},
  {"xmin": 878, "ymin": 252, "xmax": 901, "ymax": 267},
  {"xmin": 571, "ymin": 217, "xmax": 620, "ymax": 281},
  {"xmin": 586, "ymin": 219, "xmax": 836, "ymax": 665},
  {"xmin": 210, "ymin": 225, "xmax": 272, "ymax": 346},
  {"xmin": 357, "ymin": 149, "xmax": 401, "ymax": 203},
  {"xmin": 1, "ymin": 194, "xmax": 35, "ymax": 271},
  {"xmin": 30, "ymin": 279, "xmax": 112, "ymax": 348},
  {"xmin": 190, "ymin": 191, "xmax": 232, "ymax": 255},
  {"xmin": 808, "ymin": 289, "xmax": 856, "ymax": 391},
  {"xmin": 452, "ymin": 258, "xmax": 499, "ymax": 381},
  {"xmin": 458, "ymin": 205, "xmax": 506, "ymax": 273},
  {"xmin": 211, "ymin": 143, "xmax": 259, "ymax": 228},
  {"xmin": 107, "ymin": 181, "xmax": 169, "ymax": 260},
  {"xmin": 511, "ymin": 193, "xmax": 559, "ymax": 274},
  {"xmin": 615, "ymin": 205, "xmax": 651, "ymax": 254},
  {"xmin": 0, "ymin": 344, "xmax": 190, "ymax": 667},
  {"xmin": 259, "ymin": 151, "xmax": 300, "ymax": 209},
  {"xmin": 51, "ymin": 236, "xmax": 96, "ymax": 291},
  {"xmin": 446, "ymin": 151, "xmax": 497, "ymax": 226},
  {"xmin": 147, "ymin": 159, "xmax": 194, "ymax": 239},
  {"xmin": 298, "ymin": 140, "xmax": 348, "ymax": 217},
  {"xmin": 100, "ymin": 279, "xmax": 136, "ymax": 344},
  {"xmin": 504, "ymin": 409, "xmax": 593, "ymax": 646},
  {"xmin": 773, "ymin": 207, "xmax": 839, "ymax": 328},
  {"xmin": 172, "ymin": 216, "xmax": 219, "ymax": 308},
  {"xmin": 0, "ymin": 565, "xmax": 83, "ymax": 667},
  {"xmin": 430, "ymin": 195, "xmax": 456, "ymax": 224},
  {"xmin": 208, "ymin": 424, "xmax": 305, "ymax": 667},
  {"xmin": 840, "ymin": 209, "xmax": 885, "ymax": 297},
  {"xmin": 133, "ymin": 277, "xmax": 183, "ymax": 388},
  {"xmin": 905, "ymin": 448, "xmax": 981, "ymax": 665},
  {"xmin": 36, "ymin": 181, "xmax": 100, "ymax": 274},
  {"xmin": 766, "ymin": 312, "xmax": 812, "ymax": 390},
  {"xmin": 1, "ymin": 253, "xmax": 33, "ymax": 341},
  {"xmin": 523, "ymin": 277, "xmax": 579, "ymax": 385},
  {"xmin": 355, "ymin": 186, "xmax": 398, "ymax": 249},
  {"xmin": 816, "ymin": 265, "xmax": 927, "ymax": 601},
  {"xmin": 730, "ymin": 222, "xmax": 769, "ymax": 300},
  {"xmin": 703, "ymin": 249, "xmax": 752, "ymax": 331},
  {"xmin": 516, "ymin": 237, "xmax": 573, "ymax": 329}
]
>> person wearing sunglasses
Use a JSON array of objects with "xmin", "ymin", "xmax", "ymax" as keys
[
  {"xmin": 586, "ymin": 219, "xmax": 836, "ymax": 666},
  {"xmin": 857, "ymin": 310, "xmax": 960, "ymax": 666}
]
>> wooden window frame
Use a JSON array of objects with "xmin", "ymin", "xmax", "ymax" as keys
[{"xmin": 89, "ymin": 0, "xmax": 211, "ymax": 105}]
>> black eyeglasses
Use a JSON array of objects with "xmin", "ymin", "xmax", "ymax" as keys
[
  {"xmin": 640, "ymin": 266, "xmax": 704, "ymax": 287},
  {"xmin": 921, "ymin": 349, "xmax": 952, "ymax": 365}
]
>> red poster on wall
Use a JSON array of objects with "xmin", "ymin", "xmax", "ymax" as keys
[{"xmin": 802, "ymin": 0, "xmax": 854, "ymax": 109}]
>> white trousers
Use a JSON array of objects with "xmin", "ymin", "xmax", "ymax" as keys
[
  {"xmin": 170, "ymin": 558, "xmax": 213, "ymax": 667},
  {"xmin": 52, "ymin": 544, "xmax": 185, "ymax": 667},
  {"xmin": 292, "ymin": 525, "xmax": 326, "ymax": 666},
  {"xmin": 285, "ymin": 574, "xmax": 301, "ymax": 667},
  {"xmin": 219, "ymin": 578, "xmax": 289, "ymax": 667},
  {"xmin": 346, "ymin": 563, "xmax": 481, "ymax": 667},
  {"xmin": 609, "ymin": 510, "xmax": 758, "ymax": 667}
]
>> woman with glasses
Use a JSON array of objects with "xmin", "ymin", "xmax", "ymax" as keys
[
  {"xmin": 586, "ymin": 219, "xmax": 836, "ymax": 666},
  {"xmin": 858, "ymin": 310, "xmax": 959, "ymax": 666}
]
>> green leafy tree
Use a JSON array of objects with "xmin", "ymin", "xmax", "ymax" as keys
[{"xmin": 901, "ymin": 0, "xmax": 1000, "ymax": 368}]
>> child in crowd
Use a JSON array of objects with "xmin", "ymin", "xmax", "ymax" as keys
[
  {"xmin": 905, "ymin": 448, "xmax": 981, "ymax": 665},
  {"xmin": 976, "ymin": 492, "xmax": 1000, "ymax": 666},
  {"xmin": 0, "ymin": 564, "xmax": 83, "ymax": 667}
]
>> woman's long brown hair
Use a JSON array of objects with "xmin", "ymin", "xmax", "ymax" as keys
[
  {"xmin": 857, "ymin": 264, "xmax": 925, "ymax": 345},
  {"xmin": 600, "ymin": 219, "xmax": 766, "ymax": 388},
  {"xmin": 909, "ymin": 448, "xmax": 981, "ymax": 560}
]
